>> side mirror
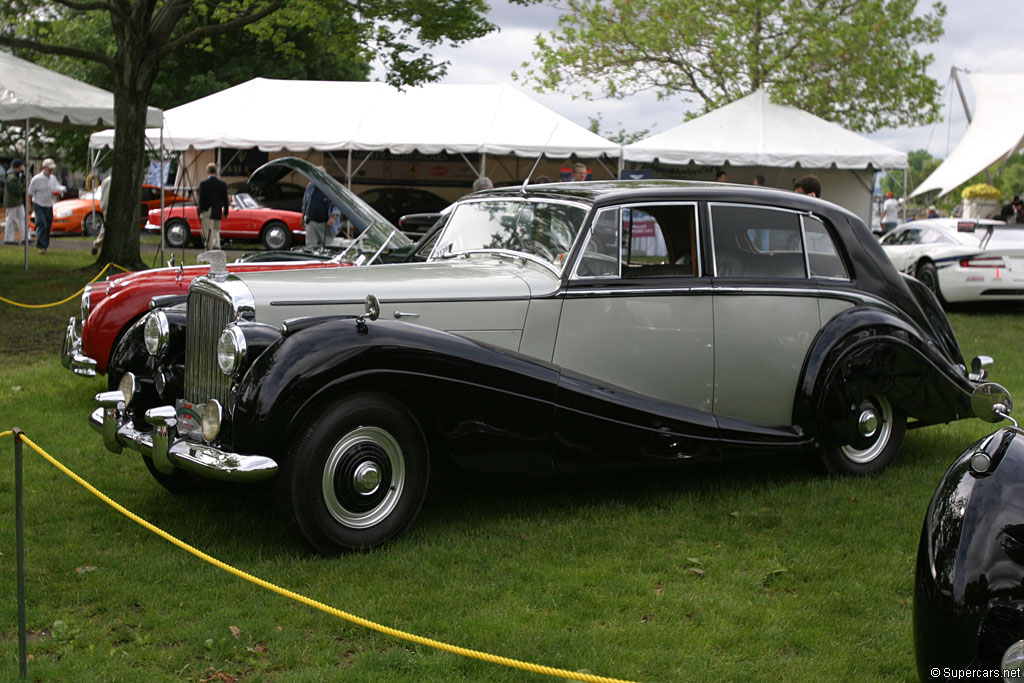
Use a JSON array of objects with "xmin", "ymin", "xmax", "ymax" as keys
[
  {"xmin": 364, "ymin": 293, "xmax": 380, "ymax": 321},
  {"xmin": 972, "ymin": 382, "xmax": 1016, "ymax": 425}
]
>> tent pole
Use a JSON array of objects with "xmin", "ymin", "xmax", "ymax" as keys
[
  {"xmin": 158, "ymin": 125, "xmax": 165, "ymax": 265},
  {"xmin": 24, "ymin": 118, "xmax": 29, "ymax": 273},
  {"xmin": 481, "ymin": 153, "xmax": 486, "ymax": 179},
  {"xmin": 347, "ymin": 150, "xmax": 352, "ymax": 190},
  {"xmin": 617, "ymin": 148, "xmax": 624, "ymax": 180}
]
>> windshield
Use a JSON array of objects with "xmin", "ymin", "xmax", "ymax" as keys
[
  {"xmin": 430, "ymin": 198, "xmax": 588, "ymax": 270},
  {"xmin": 233, "ymin": 193, "xmax": 260, "ymax": 209},
  {"xmin": 338, "ymin": 221, "xmax": 414, "ymax": 264}
]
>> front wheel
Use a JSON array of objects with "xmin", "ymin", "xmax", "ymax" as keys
[
  {"xmin": 164, "ymin": 219, "xmax": 190, "ymax": 248},
  {"xmin": 143, "ymin": 455, "xmax": 204, "ymax": 494},
  {"xmin": 277, "ymin": 394, "xmax": 429, "ymax": 554},
  {"xmin": 82, "ymin": 212, "xmax": 103, "ymax": 236},
  {"xmin": 261, "ymin": 220, "xmax": 292, "ymax": 250},
  {"xmin": 821, "ymin": 395, "xmax": 907, "ymax": 475}
]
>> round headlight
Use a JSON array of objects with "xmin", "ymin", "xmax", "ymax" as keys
[
  {"xmin": 144, "ymin": 310, "xmax": 170, "ymax": 356},
  {"xmin": 216, "ymin": 325, "xmax": 247, "ymax": 376},
  {"xmin": 80, "ymin": 288, "xmax": 92, "ymax": 322},
  {"xmin": 202, "ymin": 399, "xmax": 223, "ymax": 442},
  {"xmin": 1003, "ymin": 639, "xmax": 1024, "ymax": 679}
]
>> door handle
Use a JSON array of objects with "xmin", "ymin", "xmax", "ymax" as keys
[{"xmin": 393, "ymin": 311, "xmax": 419, "ymax": 319}]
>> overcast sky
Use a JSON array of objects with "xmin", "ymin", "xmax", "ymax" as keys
[{"xmin": 391, "ymin": 0, "xmax": 1024, "ymax": 158}]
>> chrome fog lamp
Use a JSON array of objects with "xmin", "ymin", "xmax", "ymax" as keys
[
  {"xmin": 216, "ymin": 325, "xmax": 246, "ymax": 375},
  {"xmin": 1003, "ymin": 639, "xmax": 1024, "ymax": 680},
  {"xmin": 143, "ymin": 310, "xmax": 170, "ymax": 356},
  {"xmin": 202, "ymin": 399, "xmax": 223, "ymax": 442},
  {"xmin": 80, "ymin": 288, "xmax": 92, "ymax": 322},
  {"xmin": 118, "ymin": 372, "xmax": 137, "ymax": 408}
]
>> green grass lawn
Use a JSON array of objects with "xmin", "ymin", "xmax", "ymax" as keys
[{"xmin": 0, "ymin": 244, "xmax": 1022, "ymax": 681}]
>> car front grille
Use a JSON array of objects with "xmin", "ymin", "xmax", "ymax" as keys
[{"xmin": 185, "ymin": 287, "xmax": 234, "ymax": 409}]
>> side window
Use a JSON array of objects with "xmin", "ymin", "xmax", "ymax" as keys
[
  {"xmin": 575, "ymin": 208, "xmax": 620, "ymax": 277},
  {"xmin": 803, "ymin": 215, "xmax": 849, "ymax": 279},
  {"xmin": 621, "ymin": 204, "xmax": 698, "ymax": 277},
  {"xmin": 711, "ymin": 205, "xmax": 805, "ymax": 278}
]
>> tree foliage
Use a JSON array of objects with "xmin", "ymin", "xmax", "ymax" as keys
[
  {"xmin": 0, "ymin": 0, "xmax": 513, "ymax": 269},
  {"xmin": 518, "ymin": 0, "xmax": 947, "ymax": 133}
]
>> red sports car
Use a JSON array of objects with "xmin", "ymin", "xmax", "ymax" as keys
[
  {"xmin": 31, "ymin": 184, "xmax": 190, "ymax": 236},
  {"xmin": 145, "ymin": 193, "xmax": 305, "ymax": 250}
]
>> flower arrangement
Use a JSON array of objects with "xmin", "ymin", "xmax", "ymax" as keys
[{"xmin": 961, "ymin": 183, "xmax": 1001, "ymax": 200}]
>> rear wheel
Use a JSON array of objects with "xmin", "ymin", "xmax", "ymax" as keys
[
  {"xmin": 164, "ymin": 219, "xmax": 190, "ymax": 248},
  {"xmin": 915, "ymin": 261, "xmax": 945, "ymax": 304},
  {"xmin": 277, "ymin": 394, "xmax": 429, "ymax": 554},
  {"xmin": 821, "ymin": 395, "xmax": 907, "ymax": 475},
  {"xmin": 82, "ymin": 212, "xmax": 103, "ymax": 236},
  {"xmin": 261, "ymin": 220, "xmax": 292, "ymax": 250}
]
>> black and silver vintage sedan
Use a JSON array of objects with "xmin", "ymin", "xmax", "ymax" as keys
[{"xmin": 92, "ymin": 158, "xmax": 1009, "ymax": 553}]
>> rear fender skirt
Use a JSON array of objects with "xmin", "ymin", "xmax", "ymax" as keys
[{"xmin": 794, "ymin": 306, "xmax": 974, "ymax": 446}]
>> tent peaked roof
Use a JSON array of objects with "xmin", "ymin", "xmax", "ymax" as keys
[
  {"xmin": 623, "ymin": 89, "xmax": 906, "ymax": 169},
  {"xmin": 911, "ymin": 72, "xmax": 1024, "ymax": 198},
  {"xmin": 0, "ymin": 51, "xmax": 161, "ymax": 128},
  {"xmin": 89, "ymin": 78, "xmax": 621, "ymax": 158}
]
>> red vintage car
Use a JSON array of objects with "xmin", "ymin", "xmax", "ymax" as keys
[
  {"xmin": 145, "ymin": 193, "xmax": 305, "ymax": 250},
  {"xmin": 60, "ymin": 220, "xmax": 425, "ymax": 384}
]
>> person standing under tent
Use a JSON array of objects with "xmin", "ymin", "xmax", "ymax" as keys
[
  {"xmin": 197, "ymin": 163, "xmax": 229, "ymax": 250},
  {"xmin": 880, "ymin": 191, "xmax": 900, "ymax": 233},
  {"xmin": 4, "ymin": 159, "xmax": 27, "ymax": 245},
  {"xmin": 27, "ymin": 158, "xmax": 65, "ymax": 254}
]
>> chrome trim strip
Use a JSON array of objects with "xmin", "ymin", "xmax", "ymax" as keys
[
  {"xmin": 271, "ymin": 295, "xmax": 529, "ymax": 306},
  {"xmin": 89, "ymin": 406, "xmax": 278, "ymax": 482}
]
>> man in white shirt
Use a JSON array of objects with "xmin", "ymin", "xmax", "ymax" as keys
[
  {"xmin": 880, "ymin": 191, "xmax": 900, "ymax": 234},
  {"xmin": 27, "ymin": 158, "xmax": 65, "ymax": 254}
]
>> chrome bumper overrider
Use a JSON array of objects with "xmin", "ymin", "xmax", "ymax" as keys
[
  {"xmin": 60, "ymin": 316, "xmax": 98, "ymax": 377},
  {"xmin": 89, "ymin": 390, "xmax": 278, "ymax": 482}
]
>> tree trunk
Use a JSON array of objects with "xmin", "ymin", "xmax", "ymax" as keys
[{"xmin": 95, "ymin": 16, "xmax": 161, "ymax": 271}]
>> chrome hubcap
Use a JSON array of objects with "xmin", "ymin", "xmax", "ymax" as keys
[
  {"xmin": 322, "ymin": 426, "xmax": 405, "ymax": 529},
  {"xmin": 841, "ymin": 397, "xmax": 893, "ymax": 464},
  {"xmin": 858, "ymin": 409, "xmax": 879, "ymax": 438},
  {"xmin": 352, "ymin": 461, "xmax": 382, "ymax": 495}
]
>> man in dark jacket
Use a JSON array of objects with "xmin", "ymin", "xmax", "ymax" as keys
[
  {"xmin": 4, "ymin": 159, "xmax": 26, "ymax": 244},
  {"xmin": 198, "ymin": 162, "xmax": 229, "ymax": 249}
]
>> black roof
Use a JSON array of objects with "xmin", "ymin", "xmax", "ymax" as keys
[{"xmin": 475, "ymin": 179, "xmax": 858, "ymax": 222}]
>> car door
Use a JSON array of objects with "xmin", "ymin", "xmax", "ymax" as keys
[
  {"xmin": 880, "ymin": 226, "xmax": 923, "ymax": 271},
  {"xmin": 708, "ymin": 203, "xmax": 847, "ymax": 427},
  {"xmin": 554, "ymin": 202, "xmax": 714, "ymax": 412}
]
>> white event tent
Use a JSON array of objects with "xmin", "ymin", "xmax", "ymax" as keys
[
  {"xmin": 623, "ymin": 90, "xmax": 907, "ymax": 225},
  {"xmin": 1, "ymin": 50, "xmax": 162, "ymax": 270},
  {"xmin": 911, "ymin": 72, "xmax": 1024, "ymax": 198},
  {"xmin": 89, "ymin": 78, "xmax": 622, "ymax": 193}
]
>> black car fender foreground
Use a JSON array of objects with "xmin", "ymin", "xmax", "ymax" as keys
[{"xmin": 914, "ymin": 423, "xmax": 1024, "ymax": 680}]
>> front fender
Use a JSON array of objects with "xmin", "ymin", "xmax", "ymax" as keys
[
  {"xmin": 794, "ymin": 306, "xmax": 974, "ymax": 445},
  {"xmin": 914, "ymin": 427, "xmax": 1024, "ymax": 676},
  {"xmin": 230, "ymin": 317, "xmax": 561, "ymax": 470}
]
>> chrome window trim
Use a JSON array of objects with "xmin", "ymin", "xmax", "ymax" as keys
[
  {"xmin": 428, "ymin": 196, "xmax": 591, "ymax": 273},
  {"xmin": 570, "ymin": 200, "xmax": 702, "ymax": 282},
  {"xmin": 708, "ymin": 202, "xmax": 818, "ymax": 279},
  {"xmin": 800, "ymin": 213, "xmax": 851, "ymax": 281},
  {"xmin": 571, "ymin": 206, "xmax": 620, "ymax": 280}
]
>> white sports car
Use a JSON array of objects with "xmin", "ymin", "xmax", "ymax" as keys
[{"xmin": 880, "ymin": 218, "xmax": 1024, "ymax": 303}]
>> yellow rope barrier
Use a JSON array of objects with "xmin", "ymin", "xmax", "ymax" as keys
[
  {"xmin": 1, "ymin": 430, "xmax": 638, "ymax": 683},
  {"xmin": 0, "ymin": 263, "xmax": 133, "ymax": 309}
]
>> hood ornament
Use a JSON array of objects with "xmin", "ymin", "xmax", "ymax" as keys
[{"xmin": 197, "ymin": 250, "xmax": 228, "ymax": 281}]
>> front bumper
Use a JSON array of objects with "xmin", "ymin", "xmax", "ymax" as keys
[
  {"xmin": 60, "ymin": 316, "xmax": 98, "ymax": 377},
  {"xmin": 89, "ymin": 389, "xmax": 278, "ymax": 482}
]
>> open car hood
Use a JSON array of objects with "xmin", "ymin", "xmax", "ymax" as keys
[{"xmin": 249, "ymin": 157, "xmax": 396, "ymax": 235}]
